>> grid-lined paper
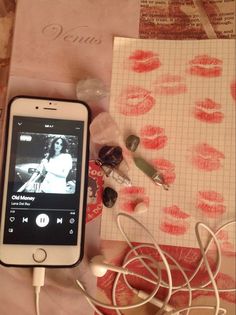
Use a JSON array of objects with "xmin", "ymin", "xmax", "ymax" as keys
[{"xmin": 101, "ymin": 37, "xmax": 235, "ymax": 249}]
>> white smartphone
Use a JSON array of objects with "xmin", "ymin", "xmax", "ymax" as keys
[{"xmin": 0, "ymin": 96, "xmax": 90, "ymax": 267}]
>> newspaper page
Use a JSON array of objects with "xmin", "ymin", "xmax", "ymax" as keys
[{"xmin": 140, "ymin": 0, "xmax": 235, "ymax": 39}]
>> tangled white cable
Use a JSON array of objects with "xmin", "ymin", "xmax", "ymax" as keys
[{"xmin": 76, "ymin": 212, "xmax": 236, "ymax": 315}]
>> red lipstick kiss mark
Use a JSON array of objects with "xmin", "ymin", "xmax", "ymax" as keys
[
  {"xmin": 163, "ymin": 205, "xmax": 190, "ymax": 219},
  {"xmin": 153, "ymin": 74, "xmax": 187, "ymax": 95},
  {"xmin": 196, "ymin": 191, "xmax": 226, "ymax": 218},
  {"xmin": 117, "ymin": 86, "xmax": 155, "ymax": 116},
  {"xmin": 191, "ymin": 143, "xmax": 225, "ymax": 171},
  {"xmin": 151, "ymin": 158, "xmax": 176, "ymax": 185},
  {"xmin": 160, "ymin": 219, "xmax": 189, "ymax": 236},
  {"xmin": 188, "ymin": 55, "xmax": 223, "ymax": 78},
  {"xmin": 193, "ymin": 98, "xmax": 224, "ymax": 123},
  {"xmin": 230, "ymin": 80, "xmax": 236, "ymax": 101},
  {"xmin": 160, "ymin": 203, "xmax": 190, "ymax": 236},
  {"xmin": 119, "ymin": 186, "xmax": 149, "ymax": 213},
  {"xmin": 128, "ymin": 50, "xmax": 161, "ymax": 73},
  {"xmin": 140, "ymin": 125, "xmax": 168, "ymax": 150}
]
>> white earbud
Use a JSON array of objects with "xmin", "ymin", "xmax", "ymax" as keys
[
  {"xmin": 89, "ymin": 255, "xmax": 108, "ymax": 277},
  {"xmin": 90, "ymin": 255, "xmax": 132, "ymax": 277}
]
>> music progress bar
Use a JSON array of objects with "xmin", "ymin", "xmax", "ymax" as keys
[{"xmin": 10, "ymin": 208, "xmax": 75, "ymax": 211}]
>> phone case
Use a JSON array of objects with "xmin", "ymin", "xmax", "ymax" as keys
[{"xmin": 0, "ymin": 95, "xmax": 91, "ymax": 268}]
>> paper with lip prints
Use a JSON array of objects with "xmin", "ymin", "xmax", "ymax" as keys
[{"xmin": 101, "ymin": 37, "xmax": 236, "ymax": 250}]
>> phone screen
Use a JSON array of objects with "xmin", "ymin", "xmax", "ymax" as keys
[{"xmin": 3, "ymin": 116, "xmax": 85, "ymax": 246}]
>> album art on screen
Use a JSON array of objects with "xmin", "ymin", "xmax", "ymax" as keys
[{"xmin": 13, "ymin": 132, "xmax": 78, "ymax": 194}]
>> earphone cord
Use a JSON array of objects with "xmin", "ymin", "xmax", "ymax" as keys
[{"xmin": 76, "ymin": 213, "xmax": 236, "ymax": 315}]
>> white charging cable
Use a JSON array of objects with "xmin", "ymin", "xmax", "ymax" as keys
[
  {"xmin": 30, "ymin": 214, "xmax": 235, "ymax": 315},
  {"xmin": 76, "ymin": 213, "xmax": 236, "ymax": 315},
  {"xmin": 32, "ymin": 267, "xmax": 45, "ymax": 315}
]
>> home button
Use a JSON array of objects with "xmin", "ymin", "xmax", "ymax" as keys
[{"xmin": 33, "ymin": 248, "xmax": 47, "ymax": 263}]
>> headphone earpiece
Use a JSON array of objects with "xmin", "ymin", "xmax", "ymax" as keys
[
  {"xmin": 89, "ymin": 255, "xmax": 108, "ymax": 277},
  {"xmin": 89, "ymin": 255, "xmax": 133, "ymax": 277}
]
